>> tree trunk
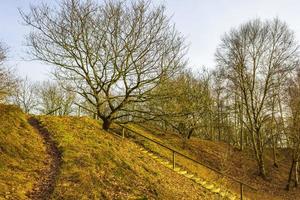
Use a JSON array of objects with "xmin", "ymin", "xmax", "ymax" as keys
[
  {"xmin": 258, "ymin": 153, "xmax": 267, "ymax": 178},
  {"xmin": 182, "ymin": 132, "xmax": 188, "ymax": 149},
  {"xmin": 272, "ymin": 135, "xmax": 278, "ymax": 168},
  {"xmin": 295, "ymin": 160, "xmax": 299, "ymax": 187},
  {"xmin": 239, "ymin": 97, "xmax": 244, "ymax": 151},
  {"xmin": 187, "ymin": 128, "xmax": 194, "ymax": 139},
  {"xmin": 271, "ymin": 92, "xmax": 278, "ymax": 168},
  {"xmin": 270, "ymin": 122, "xmax": 278, "ymax": 168},
  {"xmin": 251, "ymin": 129, "xmax": 267, "ymax": 178},
  {"xmin": 240, "ymin": 127, "xmax": 244, "ymax": 151},
  {"xmin": 286, "ymin": 159, "xmax": 295, "ymax": 191},
  {"xmin": 257, "ymin": 134, "xmax": 267, "ymax": 178},
  {"xmin": 217, "ymin": 98, "xmax": 222, "ymax": 142},
  {"xmin": 102, "ymin": 117, "xmax": 112, "ymax": 130}
]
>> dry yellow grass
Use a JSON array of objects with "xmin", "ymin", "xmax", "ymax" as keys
[
  {"xmin": 38, "ymin": 115, "xmax": 216, "ymax": 199},
  {"xmin": 0, "ymin": 104, "xmax": 237, "ymax": 199},
  {"xmin": 0, "ymin": 105, "xmax": 47, "ymax": 199},
  {"xmin": 126, "ymin": 123, "xmax": 300, "ymax": 200}
]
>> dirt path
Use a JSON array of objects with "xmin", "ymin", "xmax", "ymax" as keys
[{"xmin": 27, "ymin": 117, "xmax": 62, "ymax": 200}]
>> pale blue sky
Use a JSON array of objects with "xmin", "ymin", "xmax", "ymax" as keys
[{"xmin": 1, "ymin": 0, "xmax": 300, "ymax": 81}]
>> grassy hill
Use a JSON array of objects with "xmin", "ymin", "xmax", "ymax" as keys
[
  {"xmin": 127, "ymin": 123, "xmax": 300, "ymax": 200},
  {"xmin": 1, "ymin": 105, "xmax": 217, "ymax": 199},
  {"xmin": 4, "ymin": 103, "xmax": 297, "ymax": 199},
  {"xmin": 37, "ymin": 115, "xmax": 215, "ymax": 199},
  {"xmin": 0, "ymin": 105, "xmax": 47, "ymax": 199}
]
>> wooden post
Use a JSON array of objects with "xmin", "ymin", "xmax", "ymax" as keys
[
  {"xmin": 172, "ymin": 151, "xmax": 175, "ymax": 169},
  {"xmin": 295, "ymin": 160, "xmax": 299, "ymax": 187},
  {"xmin": 240, "ymin": 183, "xmax": 243, "ymax": 200},
  {"xmin": 286, "ymin": 159, "xmax": 295, "ymax": 191},
  {"xmin": 122, "ymin": 128, "xmax": 125, "ymax": 139},
  {"xmin": 78, "ymin": 105, "xmax": 81, "ymax": 116}
]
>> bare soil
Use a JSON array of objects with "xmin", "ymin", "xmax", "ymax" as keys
[{"xmin": 26, "ymin": 117, "xmax": 62, "ymax": 200}]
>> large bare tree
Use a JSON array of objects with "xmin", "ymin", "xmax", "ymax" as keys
[
  {"xmin": 21, "ymin": 0, "xmax": 186, "ymax": 130},
  {"xmin": 215, "ymin": 18, "xmax": 299, "ymax": 178}
]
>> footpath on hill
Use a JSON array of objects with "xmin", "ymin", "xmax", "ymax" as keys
[{"xmin": 26, "ymin": 117, "xmax": 62, "ymax": 200}]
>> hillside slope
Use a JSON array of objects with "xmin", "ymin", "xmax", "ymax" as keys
[
  {"xmin": 0, "ymin": 105, "xmax": 47, "ymax": 199},
  {"xmin": 128, "ymin": 123, "xmax": 300, "ymax": 200},
  {"xmin": 38, "ymin": 116, "xmax": 215, "ymax": 199}
]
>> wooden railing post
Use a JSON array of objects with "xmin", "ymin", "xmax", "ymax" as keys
[
  {"xmin": 172, "ymin": 151, "xmax": 175, "ymax": 169},
  {"xmin": 122, "ymin": 128, "xmax": 125, "ymax": 139},
  {"xmin": 78, "ymin": 105, "xmax": 81, "ymax": 116},
  {"xmin": 240, "ymin": 183, "xmax": 243, "ymax": 200}
]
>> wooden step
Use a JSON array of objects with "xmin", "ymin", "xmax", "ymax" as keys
[
  {"xmin": 199, "ymin": 180, "xmax": 207, "ymax": 185},
  {"xmin": 191, "ymin": 177, "xmax": 200, "ymax": 182},
  {"xmin": 137, "ymin": 146, "xmax": 238, "ymax": 199},
  {"xmin": 174, "ymin": 167, "xmax": 181, "ymax": 172},
  {"xmin": 161, "ymin": 161, "xmax": 170, "ymax": 165},
  {"xmin": 184, "ymin": 173, "xmax": 194, "ymax": 179},
  {"xmin": 204, "ymin": 184, "xmax": 214, "ymax": 190},
  {"xmin": 228, "ymin": 195, "xmax": 237, "ymax": 200},
  {"xmin": 178, "ymin": 170, "xmax": 188, "ymax": 175},
  {"xmin": 211, "ymin": 187, "xmax": 220, "ymax": 193},
  {"xmin": 166, "ymin": 164, "xmax": 173, "ymax": 168}
]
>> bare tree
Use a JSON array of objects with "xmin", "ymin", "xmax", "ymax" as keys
[
  {"xmin": 211, "ymin": 68, "xmax": 231, "ymax": 142},
  {"xmin": 11, "ymin": 77, "xmax": 38, "ymax": 113},
  {"xmin": 38, "ymin": 81, "xmax": 76, "ymax": 115},
  {"xmin": 286, "ymin": 69, "xmax": 300, "ymax": 190},
  {"xmin": 150, "ymin": 70, "xmax": 212, "ymax": 141},
  {"xmin": 21, "ymin": 0, "xmax": 186, "ymax": 130},
  {"xmin": 0, "ymin": 43, "xmax": 6, "ymax": 65},
  {"xmin": 0, "ymin": 42, "xmax": 18, "ymax": 102},
  {"xmin": 215, "ymin": 18, "xmax": 299, "ymax": 178}
]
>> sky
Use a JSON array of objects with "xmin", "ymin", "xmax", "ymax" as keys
[{"xmin": 1, "ymin": 0, "xmax": 300, "ymax": 81}]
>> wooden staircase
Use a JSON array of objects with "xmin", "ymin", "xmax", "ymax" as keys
[{"xmin": 138, "ymin": 147, "xmax": 239, "ymax": 200}]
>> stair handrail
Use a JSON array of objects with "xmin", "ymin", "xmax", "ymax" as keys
[
  {"xmin": 46, "ymin": 107, "xmax": 61, "ymax": 115},
  {"xmin": 118, "ymin": 124, "xmax": 257, "ymax": 199}
]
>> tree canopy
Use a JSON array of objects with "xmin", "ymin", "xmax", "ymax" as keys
[{"xmin": 21, "ymin": 0, "xmax": 186, "ymax": 129}]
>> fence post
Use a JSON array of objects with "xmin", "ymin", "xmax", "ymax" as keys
[
  {"xmin": 122, "ymin": 128, "xmax": 125, "ymax": 139},
  {"xmin": 172, "ymin": 151, "xmax": 175, "ymax": 169},
  {"xmin": 240, "ymin": 183, "xmax": 243, "ymax": 200}
]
